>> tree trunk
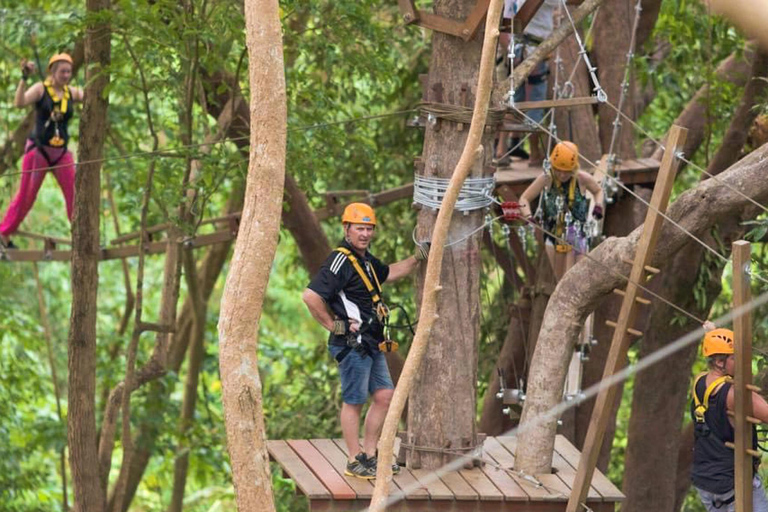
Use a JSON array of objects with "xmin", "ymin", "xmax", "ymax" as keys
[
  {"xmin": 67, "ymin": 1, "xmax": 110, "ymax": 510},
  {"xmin": 514, "ymin": 143, "xmax": 768, "ymax": 474},
  {"xmin": 218, "ymin": 0, "xmax": 285, "ymax": 507},
  {"xmin": 407, "ymin": 0, "xmax": 497, "ymax": 470}
]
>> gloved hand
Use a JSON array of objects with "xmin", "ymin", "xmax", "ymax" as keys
[
  {"xmin": 415, "ymin": 241, "xmax": 431, "ymax": 262},
  {"xmin": 592, "ymin": 205, "xmax": 604, "ymax": 220}
]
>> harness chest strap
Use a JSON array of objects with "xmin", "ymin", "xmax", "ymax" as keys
[
  {"xmin": 44, "ymin": 79, "xmax": 70, "ymax": 114},
  {"xmin": 692, "ymin": 372, "xmax": 732, "ymax": 422},
  {"xmin": 336, "ymin": 247, "xmax": 383, "ymax": 303}
]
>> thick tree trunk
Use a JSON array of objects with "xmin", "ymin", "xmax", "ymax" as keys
[
  {"xmin": 407, "ymin": 0, "xmax": 497, "ymax": 470},
  {"xmin": 67, "ymin": 2, "xmax": 110, "ymax": 510},
  {"xmin": 284, "ymin": 174, "xmax": 331, "ymax": 274},
  {"xmin": 514, "ymin": 143, "xmax": 768, "ymax": 474},
  {"xmin": 218, "ymin": 0, "xmax": 285, "ymax": 507}
]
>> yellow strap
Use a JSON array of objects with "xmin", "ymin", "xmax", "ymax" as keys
[
  {"xmin": 693, "ymin": 373, "xmax": 732, "ymax": 420},
  {"xmin": 43, "ymin": 79, "xmax": 70, "ymax": 115},
  {"xmin": 336, "ymin": 247, "xmax": 381, "ymax": 302}
]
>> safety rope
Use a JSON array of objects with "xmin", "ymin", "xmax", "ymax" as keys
[
  {"xmin": 602, "ymin": 99, "xmax": 768, "ymax": 218},
  {"xmin": 560, "ymin": 0, "xmax": 606, "ymax": 103},
  {"xmin": 0, "ymin": 109, "xmax": 419, "ymax": 180},
  {"xmin": 413, "ymin": 175, "xmax": 496, "ymax": 212}
]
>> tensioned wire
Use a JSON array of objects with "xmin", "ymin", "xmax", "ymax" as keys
[
  {"xmin": 510, "ymin": 105, "xmax": 768, "ymax": 290},
  {"xmin": 601, "ymin": 98, "xmax": 768, "ymax": 217},
  {"xmin": 368, "ymin": 286, "xmax": 768, "ymax": 511},
  {"xmin": 0, "ymin": 108, "xmax": 419, "ymax": 180}
]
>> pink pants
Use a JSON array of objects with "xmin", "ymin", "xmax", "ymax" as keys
[{"xmin": 0, "ymin": 141, "xmax": 75, "ymax": 237}]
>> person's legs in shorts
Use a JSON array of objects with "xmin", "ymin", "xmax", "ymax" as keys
[{"xmin": 362, "ymin": 351, "xmax": 394, "ymax": 456}]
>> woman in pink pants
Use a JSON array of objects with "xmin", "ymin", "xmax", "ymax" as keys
[{"xmin": 0, "ymin": 53, "xmax": 84, "ymax": 249}]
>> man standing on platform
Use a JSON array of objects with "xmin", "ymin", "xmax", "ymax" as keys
[{"xmin": 302, "ymin": 203, "xmax": 428, "ymax": 479}]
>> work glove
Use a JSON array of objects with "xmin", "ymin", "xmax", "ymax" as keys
[
  {"xmin": 592, "ymin": 205, "xmax": 604, "ymax": 220},
  {"xmin": 415, "ymin": 241, "xmax": 431, "ymax": 262}
]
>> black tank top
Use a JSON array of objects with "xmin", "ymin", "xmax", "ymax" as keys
[
  {"xmin": 30, "ymin": 84, "xmax": 73, "ymax": 147},
  {"xmin": 691, "ymin": 378, "xmax": 759, "ymax": 494}
]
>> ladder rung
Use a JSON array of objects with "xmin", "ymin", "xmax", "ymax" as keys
[
  {"xmin": 727, "ymin": 411, "xmax": 761, "ymax": 425},
  {"xmin": 725, "ymin": 442, "xmax": 762, "ymax": 458},
  {"xmin": 605, "ymin": 320, "xmax": 643, "ymax": 337},
  {"xmin": 612, "ymin": 288, "xmax": 651, "ymax": 305},
  {"xmin": 748, "ymin": 384, "xmax": 762, "ymax": 393},
  {"xmin": 621, "ymin": 257, "xmax": 660, "ymax": 275}
]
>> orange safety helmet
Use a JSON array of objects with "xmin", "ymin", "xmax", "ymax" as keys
[
  {"xmin": 702, "ymin": 328, "xmax": 734, "ymax": 357},
  {"xmin": 48, "ymin": 53, "xmax": 73, "ymax": 71},
  {"xmin": 550, "ymin": 141, "xmax": 579, "ymax": 172},
  {"xmin": 341, "ymin": 203, "xmax": 376, "ymax": 226}
]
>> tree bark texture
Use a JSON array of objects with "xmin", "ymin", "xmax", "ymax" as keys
[
  {"xmin": 217, "ymin": 0, "xmax": 285, "ymax": 508},
  {"xmin": 407, "ymin": 0, "xmax": 499, "ymax": 471},
  {"xmin": 67, "ymin": 2, "xmax": 110, "ymax": 510},
  {"xmin": 514, "ymin": 143, "xmax": 768, "ymax": 474}
]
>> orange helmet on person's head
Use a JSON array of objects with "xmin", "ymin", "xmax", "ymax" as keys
[
  {"xmin": 550, "ymin": 141, "xmax": 579, "ymax": 172},
  {"xmin": 48, "ymin": 53, "xmax": 73, "ymax": 71},
  {"xmin": 702, "ymin": 328, "xmax": 734, "ymax": 357},
  {"xmin": 342, "ymin": 203, "xmax": 376, "ymax": 226}
]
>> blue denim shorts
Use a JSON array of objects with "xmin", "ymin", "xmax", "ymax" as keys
[
  {"xmin": 329, "ymin": 345, "xmax": 394, "ymax": 405},
  {"xmin": 514, "ymin": 44, "xmax": 549, "ymax": 125}
]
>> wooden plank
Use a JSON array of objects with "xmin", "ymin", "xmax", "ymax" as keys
[
  {"xmin": 267, "ymin": 440, "xmax": 331, "ymax": 499},
  {"xmin": 478, "ymin": 437, "xmax": 529, "ymax": 501},
  {"xmin": 733, "ymin": 240, "xmax": 754, "ymax": 512},
  {"xmin": 550, "ymin": 445, "xmax": 600, "ymax": 500},
  {"xmin": 496, "ymin": 436, "xmax": 569, "ymax": 501},
  {"xmin": 410, "ymin": 468, "xmax": 455, "ymax": 500},
  {"xmin": 566, "ymin": 125, "xmax": 687, "ymax": 512},
  {"xmin": 461, "ymin": 0, "xmax": 492, "ymax": 40},
  {"xmin": 16, "ymin": 230, "xmax": 71, "ymax": 245},
  {"xmin": 415, "ymin": 11, "xmax": 465, "ymax": 37},
  {"xmin": 311, "ymin": 439, "xmax": 373, "ymax": 499},
  {"xmin": 554, "ymin": 436, "xmax": 623, "ymax": 501},
  {"xmin": 332, "ymin": 438, "xmax": 429, "ymax": 500},
  {"xmin": 459, "ymin": 467, "xmax": 504, "ymax": 501},
  {"xmin": 438, "ymin": 470, "xmax": 478, "ymax": 501},
  {"xmin": 513, "ymin": 96, "xmax": 599, "ymax": 110},
  {"xmin": 398, "ymin": 0, "xmax": 418, "ymax": 23},
  {"xmin": 287, "ymin": 440, "xmax": 356, "ymax": 500}
]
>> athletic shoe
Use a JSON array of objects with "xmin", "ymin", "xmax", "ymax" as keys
[
  {"xmin": 367, "ymin": 452, "xmax": 401, "ymax": 475},
  {"xmin": 344, "ymin": 453, "xmax": 377, "ymax": 479}
]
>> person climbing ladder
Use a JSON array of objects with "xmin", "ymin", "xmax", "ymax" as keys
[
  {"xmin": 0, "ymin": 53, "xmax": 83, "ymax": 249},
  {"xmin": 518, "ymin": 141, "xmax": 603, "ymax": 280}
]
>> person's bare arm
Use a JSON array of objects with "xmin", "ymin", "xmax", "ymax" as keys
[
  {"xmin": 70, "ymin": 86, "xmax": 84, "ymax": 102},
  {"xmin": 387, "ymin": 257, "xmax": 418, "ymax": 282},
  {"xmin": 519, "ymin": 174, "xmax": 549, "ymax": 218},
  {"xmin": 579, "ymin": 170, "xmax": 604, "ymax": 206},
  {"xmin": 726, "ymin": 387, "xmax": 768, "ymax": 424},
  {"xmin": 14, "ymin": 81, "xmax": 43, "ymax": 108},
  {"xmin": 302, "ymin": 288, "xmax": 359, "ymax": 333}
]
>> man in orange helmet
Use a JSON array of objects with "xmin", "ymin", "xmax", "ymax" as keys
[
  {"xmin": 302, "ymin": 203, "xmax": 427, "ymax": 478},
  {"xmin": 519, "ymin": 141, "xmax": 603, "ymax": 280},
  {"xmin": 691, "ymin": 322, "xmax": 768, "ymax": 511}
]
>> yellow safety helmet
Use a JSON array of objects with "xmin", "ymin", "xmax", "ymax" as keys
[
  {"xmin": 550, "ymin": 141, "xmax": 579, "ymax": 172},
  {"xmin": 341, "ymin": 203, "xmax": 376, "ymax": 226},
  {"xmin": 48, "ymin": 53, "xmax": 73, "ymax": 71},
  {"xmin": 702, "ymin": 328, "xmax": 734, "ymax": 357}
]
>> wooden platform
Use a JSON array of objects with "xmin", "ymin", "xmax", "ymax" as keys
[
  {"xmin": 268, "ymin": 435, "xmax": 624, "ymax": 511},
  {"xmin": 495, "ymin": 158, "xmax": 661, "ymax": 196}
]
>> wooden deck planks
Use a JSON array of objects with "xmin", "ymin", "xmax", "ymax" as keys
[
  {"xmin": 437, "ymin": 470, "xmax": 478, "ymax": 501},
  {"xmin": 554, "ymin": 436, "xmax": 624, "ymax": 501},
  {"xmin": 267, "ymin": 440, "xmax": 330, "ymax": 499},
  {"xmin": 410, "ymin": 468, "xmax": 455, "ymax": 500},
  {"xmin": 287, "ymin": 439, "xmax": 356, "ymax": 500},
  {"xmin": 483, "ymin": 436, "xmax": 555, "ymax": 500},
  {"xmin": 459, "ymin": 467, "xmax": 504, "ymax": 501},
  {"xmin": 311, "ymin": 439, "xmax": 373, "ymax": 499}
]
